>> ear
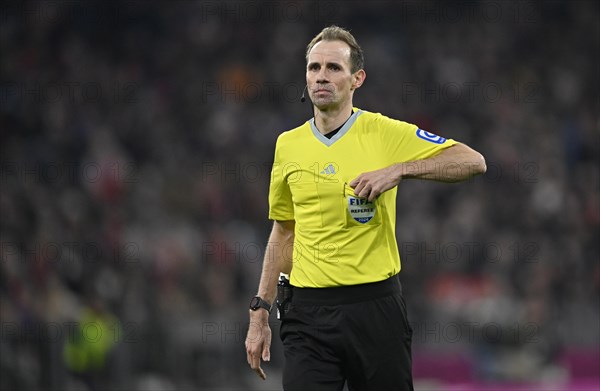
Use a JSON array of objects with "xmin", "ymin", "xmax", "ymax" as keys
[{"xmin": 351, "ymin": 69, "xmax": 366, "ymax": 90}]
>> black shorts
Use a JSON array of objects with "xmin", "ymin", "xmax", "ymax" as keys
[{"xmin": 280, "ymin": 275, "xmax": 414, "ymax": 391}]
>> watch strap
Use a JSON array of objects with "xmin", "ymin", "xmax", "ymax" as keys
[{"xmin": 250, "ymin": 296, "xmax": 272, "ymax": 313}]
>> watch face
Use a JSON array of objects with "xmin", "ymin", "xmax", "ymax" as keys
[{"xmin": 249, "ymin": 297, "xmax": 260, "ymax": 309}]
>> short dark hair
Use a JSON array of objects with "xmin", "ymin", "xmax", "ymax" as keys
[{"xmin": 305, "ymin": 25, "xmax": 364, "ymax": 73}]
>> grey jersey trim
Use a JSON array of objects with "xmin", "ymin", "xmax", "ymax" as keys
[{"xmin": 310, "ymin": 109, "xmax": 363, "ymax": 147}]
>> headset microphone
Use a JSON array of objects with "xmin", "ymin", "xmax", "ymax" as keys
[{"xmin": 300, "ymin": 85, "xmax": 308, "ymax": 103}]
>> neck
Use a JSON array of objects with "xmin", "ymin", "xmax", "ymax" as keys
[{"xmin": 313, "ymin": 102, "xmax": 354, "ymax": 135}]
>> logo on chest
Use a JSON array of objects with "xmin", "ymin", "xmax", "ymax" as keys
[
  {"xmin": 347, "ymin": 196, "xmax": 376, "ymax": 223},
  {"xmin": 320, "ymin": 164, "xmax": 336, "ymax": 175}
]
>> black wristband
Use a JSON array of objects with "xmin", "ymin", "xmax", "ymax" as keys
[{"xmin": 249, "ymin": 296, "xmax": 272, "ymax": 313}]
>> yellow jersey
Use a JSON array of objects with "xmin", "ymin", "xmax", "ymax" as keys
[{"xmin": 268, "ymin": 108, "xmax": 456, "ymax": 287}]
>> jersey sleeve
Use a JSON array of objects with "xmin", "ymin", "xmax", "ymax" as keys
[
  {"xmin": 378, "ymin": 115, "xmax": 457, "ymax": 163},
  {"xmin": 268, "ymin": 135, "xmax": 294, "ymax": 221}
]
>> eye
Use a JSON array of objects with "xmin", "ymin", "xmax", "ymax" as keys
[
  {"xmin": 328, "ymin": 64, "xmax": 341, "ymax": 71},
  {"xmin": 308, "ymin": 64, "xmax": 320, "ymax": 71}
]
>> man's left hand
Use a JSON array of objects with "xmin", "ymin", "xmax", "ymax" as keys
[{"xmin": 350, "ymin": 164, "xmax": 401, "ymax": 201}]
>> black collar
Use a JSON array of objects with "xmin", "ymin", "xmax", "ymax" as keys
[{"xmin": 323, "ymin": 110, "xmax": 354, "ymax": 139}]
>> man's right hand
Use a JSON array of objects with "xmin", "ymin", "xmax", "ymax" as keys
[{"xmin": 245, "ymin": 309, "xmax": 272, "ymax": 380}]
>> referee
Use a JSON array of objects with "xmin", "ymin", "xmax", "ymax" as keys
[{"xmin": 245, "ymin": 26, "xmax": 486, "ymax": 391}]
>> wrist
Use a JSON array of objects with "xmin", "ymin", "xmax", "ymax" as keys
[
  {"xmin": 249, "ymin": 308, "xmax": 270, "ymax": 323},
  {"xmin": 249, "ymin": 295, "xmax": 272, "ymax": 313},
  {"xmin": 391, "ymin": 163, "xmax": 405, "ymax": 182}
]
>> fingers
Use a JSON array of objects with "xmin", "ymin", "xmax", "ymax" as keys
[
  {"xmin": 351, "ymin": 174, "xmax": 374, "ymax": 199},
  {"xmin": 357, "ymin": 188, "xmax": 368, "ymax": 199},
  {"xmin": 246, "ymin": 322, "xmax": 270, "ymax": 381},
  {"xmin": 248, "ymin": 343, "xmax": 267, "ymax": 380},
  {"xmin": 262, "ymin": 332, "xmax": 271, "ymax": 362},
  {"xmin": 356, "ymin": 183, "xmax": 372, "ymax": 199},
  {"xmin": 254, "ymin": 366, "xmax": 267, "ymax": 380},
  {"xmin": 354, "ymin": 181, "xmax": 380, "ymax": 201},
  {"xmin": 246, "ymin": 342, "xmax": 252, "ymax": 366},
  {"xmin": 351, "ymin": 173, "xmax": 388, "ymax": 201},
  {"xmin": 351, "ymin": 179, "xmax": 365, "ymax": 197}
]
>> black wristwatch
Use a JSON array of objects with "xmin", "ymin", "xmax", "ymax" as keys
[{"xmin": 249, "ymin": 296, "xmax": 272, "ymax": 313}]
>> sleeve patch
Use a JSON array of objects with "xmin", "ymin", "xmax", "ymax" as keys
[{"xmin": 416, "ymin": 128, "xmax": 447, "ymax": 144}]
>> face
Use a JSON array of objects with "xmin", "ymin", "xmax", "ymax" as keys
[{"xmin": 306, "ymin": 40, "xmax": 364, "ymax": 110}]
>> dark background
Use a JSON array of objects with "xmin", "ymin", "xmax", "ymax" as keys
[{"xmin": 1, "ymin": 1, "xmax": 598, "ymax": 390}]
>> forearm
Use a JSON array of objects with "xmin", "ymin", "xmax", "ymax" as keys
[
  {"xmin": 246, "ymin": 221, "xmax": 293, "ymax": 379},
  {"xmin": 255, "ymin": 220, "xmax": 295, "ymax": 306},
  {"xmin": 395, "ymin": 143, "xmax": 486, "ymax": 182}
]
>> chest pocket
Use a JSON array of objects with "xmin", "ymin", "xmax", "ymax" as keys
[
  {"xmin": 289, "ymin": 180, "xmax": 344, "ymax": 229},
  {"xmin": 316, "ymin": 181, "xmax": 344, "ymax": 228},
  {"xmin": 343, "ymin": 183, "xmax": 382, "ymax": 228}
]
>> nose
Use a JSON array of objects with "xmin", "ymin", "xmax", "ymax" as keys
[{"xmin": 315, "ymin": 68, "xmax": 329, "ymax": 84}]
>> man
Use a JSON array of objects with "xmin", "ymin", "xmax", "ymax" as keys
[{"xmin": 245, "ymin": 26, "xmax": 486, "ymax": 391}]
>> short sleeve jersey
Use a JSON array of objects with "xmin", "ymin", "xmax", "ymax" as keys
[{"xmin": 269, "ymin": 109, "xmax": 457, "ymax": 287}]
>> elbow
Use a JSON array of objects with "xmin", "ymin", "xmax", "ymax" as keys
[
  {"xmin": 455, "ymin": 143, "xmax": 486, "ymax": 177},
  {"xmin": 476, "ymin": 153, "xmax": 487, "ymax": 175}
]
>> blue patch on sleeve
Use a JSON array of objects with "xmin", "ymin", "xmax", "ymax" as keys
[{"xmin": 416, "ymin": 128, "xmax": 446, "ymax": 144}]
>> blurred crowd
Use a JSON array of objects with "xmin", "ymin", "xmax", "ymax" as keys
[{"xmin": 1, "ymin": 1, "xmax": 598, "ymax": 390}]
